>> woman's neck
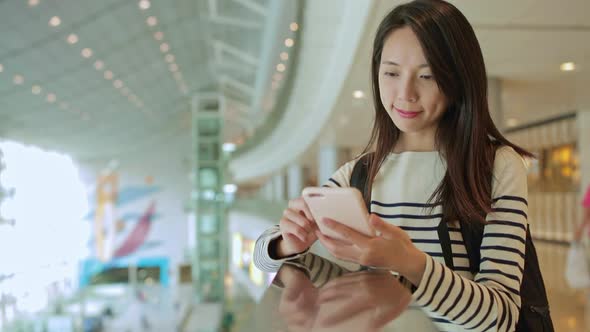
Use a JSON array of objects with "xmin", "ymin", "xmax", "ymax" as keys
[{"xmin": 393, "ymin": 132, "xmax": 437, "ymax": 153}]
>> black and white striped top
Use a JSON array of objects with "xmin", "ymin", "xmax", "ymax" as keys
[{"xmin": 254, "ymin": 146, "xmax": 528, "ymax": 332}]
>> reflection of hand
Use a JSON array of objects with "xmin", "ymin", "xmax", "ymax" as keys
[
  {"xmin": 277, "ymin": 265, "xmax": 319, "ymax": 331},
  {"xmin": 314, "ymin": 271, "xmax": 411, "ymax": 330},
  {"xmin": 316, "ymin": 214, "xmax": 426, "ymax": 285}
]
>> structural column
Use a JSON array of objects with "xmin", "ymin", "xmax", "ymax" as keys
[
  {"xmin": 191, "ymin": 94, "xmax": 226, "ymax": 302},
  {"xmin": 287, "ymin": 164, "xmax": 304, "ymax": 200},
  {"xmin": 488, "ymin": 77, "xmax": 504, "ymax": 131},
  {"xmin": 318, "ymin": 146, "xmax": 339, "ymax": 186},
  {"xmin": 272, "ymin": 172, "xmax": 286, "ymax": 201}
]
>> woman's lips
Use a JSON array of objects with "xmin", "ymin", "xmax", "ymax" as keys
[{"xmin": 394, "ymin": 107, "xmax": 421, "ymax": 119}]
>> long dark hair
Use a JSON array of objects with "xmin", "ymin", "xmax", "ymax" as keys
[{"xmin": 360, "ymin": 0, "xmax": 533, "ymax": 224}]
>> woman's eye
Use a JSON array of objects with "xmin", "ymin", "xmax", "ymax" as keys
[
  {"xmin": 384, "ymin": 72, "xmax": 398, "ymax": 77},
  {"xmin": 420, "ymin": 74, "xmax": 433, "ymax": 80}
]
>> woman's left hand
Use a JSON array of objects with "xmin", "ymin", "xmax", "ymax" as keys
[{"xmin": 316, "ymin": 214, "xmax": 427, "ymax": 285}]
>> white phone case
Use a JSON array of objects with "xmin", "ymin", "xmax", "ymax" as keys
[{"xmin": 302, "ymin": 187, "xmax": 375, "ymax": 240}]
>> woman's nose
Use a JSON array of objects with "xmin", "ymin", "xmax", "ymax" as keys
[{"xmin": 397, "ymin": 78, "xmax": 418, "ymax": 103}]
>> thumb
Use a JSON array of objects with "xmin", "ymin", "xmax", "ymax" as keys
[{"xmin": 369, "ymin": 214, "xmax": 395, "ymax": 239}]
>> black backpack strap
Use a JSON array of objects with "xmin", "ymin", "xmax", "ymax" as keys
[
  {"xmin": 459, "ymin": 219, "xmax": 484, "ymax": 275},
  {"xmin": 437, "ymin": 219, "xmax": 455, "ymax": 269},
  {"xmin": 350, "ymin": 153, "xmax": 373, "ymax": 213}
]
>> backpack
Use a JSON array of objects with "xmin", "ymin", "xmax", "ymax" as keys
[{"xmin": 350, "ymin": 153, "xmax": 554, "ymax": 332}]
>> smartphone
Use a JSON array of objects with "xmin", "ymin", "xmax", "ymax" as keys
[{"xmin": 302, "ymin": 187, "xmax": 375, "ymax": 240}]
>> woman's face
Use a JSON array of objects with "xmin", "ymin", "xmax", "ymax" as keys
[{"xmin": 378, "ymin": 27, "xmax": 448, "ymax": 140}]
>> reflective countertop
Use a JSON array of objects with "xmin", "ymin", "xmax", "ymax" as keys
[{"xmin": 239, "ymin": 253, "xmax": 439, "ymax": 331}]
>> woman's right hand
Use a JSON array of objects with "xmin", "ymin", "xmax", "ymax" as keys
[{"xmin": 276, "ymin": 197, "xmax": 318, "ymax": 258}]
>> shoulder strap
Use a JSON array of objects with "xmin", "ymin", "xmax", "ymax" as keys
[
  {"xmin": 437, "ymin": 219, "xmax": 456, "ymax": 270},
  {"xmin": 350, "ymin": 153, "xmax": 373, "ymax": 213},
  {"xmin": 459, "ymin": 219, "xmax": 484, "ymax": 274}
]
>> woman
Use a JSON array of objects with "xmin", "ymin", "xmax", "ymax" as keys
[
  {"xmin": 573, "ymin": 186, "xmax": 590, "ymax": 242},
  {"xmin": 255, "ymin": 1, "xmax": 534, "ymax": 331}
]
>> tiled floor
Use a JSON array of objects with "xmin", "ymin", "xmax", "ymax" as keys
[{"xmin": 537, "ymin": 241, "xmax": 589, "ymax": 332}]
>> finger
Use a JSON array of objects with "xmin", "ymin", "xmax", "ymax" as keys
[
  {"xmin": 315, "ymin": 231, "xmax": 353, "ymax": 248},
  {"xmin": 284, "ymin": 286, "xmax": 302, "ymax": 301},
  {"xmin": 323, "ymin": 272, "xmax": 377, "ymax": 289},
  {"xmin": 368, "ymin": 214, "xmax": 402, "ymax": 240},
  {"xmin": 316, "ymin": 231, "xmax": 358, "ymax": 262},
  {"xmin": 323, "ymin": 218, "xmax": 371, "ymax": 246},
  {"xmin": 283, "ymin": 208, "xmax": 313, "ymax": 231},
  {"xmin": 281, "ymin": 219, "xmax": 308, "ymax": 242},
  {"xmin": 289, "ymin": 198, "xmax": 315, "ymax": 222},
  {"xmin": 318, "ymin": 287, "xmax": 350, "ymax": 303}
]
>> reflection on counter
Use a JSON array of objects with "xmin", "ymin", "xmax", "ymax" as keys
[{"xmin": 238, "ymin": 253, "xmax": 438, "ymax": 332}]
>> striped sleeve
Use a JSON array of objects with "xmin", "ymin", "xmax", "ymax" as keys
[
  {"xmin": 253, "ymin": 225, "xmax": 311, "ymax": 272},
  {"xmin": 283, "ymin": 253, "xmax": 350, "ymax": 287},
  {"xmin": 411, "ymin": 147, "xmax": 528, "ymax": 332}
]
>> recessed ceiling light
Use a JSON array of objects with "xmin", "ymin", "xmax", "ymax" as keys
[
  {"xmin": 13, "ymin": 75, "xmax": 24, "ymax": 85},
  {"xmin": 223, "ymin": 184, "xmax": 238, "ymax": 193},
  {"xmin": 32, "ymin": 85, "xmax": 42, "ymax": 94},
  {"xmin": 94, "ymin": 60, "xmax": 104, "ymax": 70},
  {"xmin": 113, "ymin": 80, "xmax": 123, "ymax": 89},
  {"xmin": 165, "ymin": 54, "xmax": 175, "ymax": 63},
  {"xmin": 153, "ymin": 31, "xmax": 164, "ymax": 41},
  {"xmin": 160, "ymin": 43, "xmax": 170, "ymax": 53},
  {"xmin": 146, "ymin": 16, "xmax": 158, "ymax": 27},
  {"xmin": 290, "ymin": 22, "xmax": 299, "ymax": 32},
  {"xmin": 81, "ymin": 48, "xmax": 93, "ymax": 58},
  {"xmin": 506, "ymin": 118, "xmax": 519, "ymax": 127},
  {"xmin": 560, "ymin": 62, "xmax": 576, "ymax": 72},
  {"xmin": 222, "ymin": 143, "xmax": 236, "ymax": 152},
  {"xmin": 276, "ymin": 63, "xmax": 285, "ymax": 72},
  {"xmin": 280, "ymin": 52, "xmax": 288, "ymax": 61},
  {"xmin": 284, "ymin": 38, "xmax": 294, "ymax": 47},
  {"xmin": 353, "ymin": 90, "xmax": 365, "ymax": 99},
  {"xmin": 104, "ymin": 70, "xmax": 114, "ymax": 80},
  {"xmin": 67, "ymin": 34, "xmax": 78, "ymax": 44},
  {"xmin": 28, "ymin": 0, "xmax": 39, "ymax": 7},
  {"xmin": 139, "ymin": 0, "xmax": 151, "ymax": 10},
  {"xmin": 169, "ymin": 63, "xmax": 179, "ymax": 72},
  {"xmin": 49, "ymin": 16, "xmax": 61, "ymax": 27},
  {"xmin": 46, "ymin": 93, "xmax": 56, "ymax": 103}
]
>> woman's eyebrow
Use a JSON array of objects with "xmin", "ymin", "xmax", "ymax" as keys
[{"xmin": 381, "ymin": 60, "xmax": 429, "ymax": 68}]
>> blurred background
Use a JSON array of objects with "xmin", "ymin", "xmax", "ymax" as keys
[{"xmin": 0, "ymin": 0, "xmax": 589, "ymax": 331}]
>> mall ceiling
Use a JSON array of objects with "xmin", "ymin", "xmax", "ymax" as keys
[{"xmin": 0, "ymin": 0, "xmax": 298, "ymax": 161}]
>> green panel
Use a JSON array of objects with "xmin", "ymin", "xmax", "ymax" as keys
[
  {"xmin": 199, "ymin": 141, "xmax": 220, "ymax": 161},
  {"xmin": 199, "ymin": 238, "xmax": 220, "ymax": 258},
  {"xmin": 198, "ymin": 167, "xmax": 219, "ymax": 189},
  {"xmin": 198, "ymin": 117, "xmax": 221, "ymax": 137},
  {"xmin": 199, "ymin": 213, "xmax": 220, "ymax": 234}
]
